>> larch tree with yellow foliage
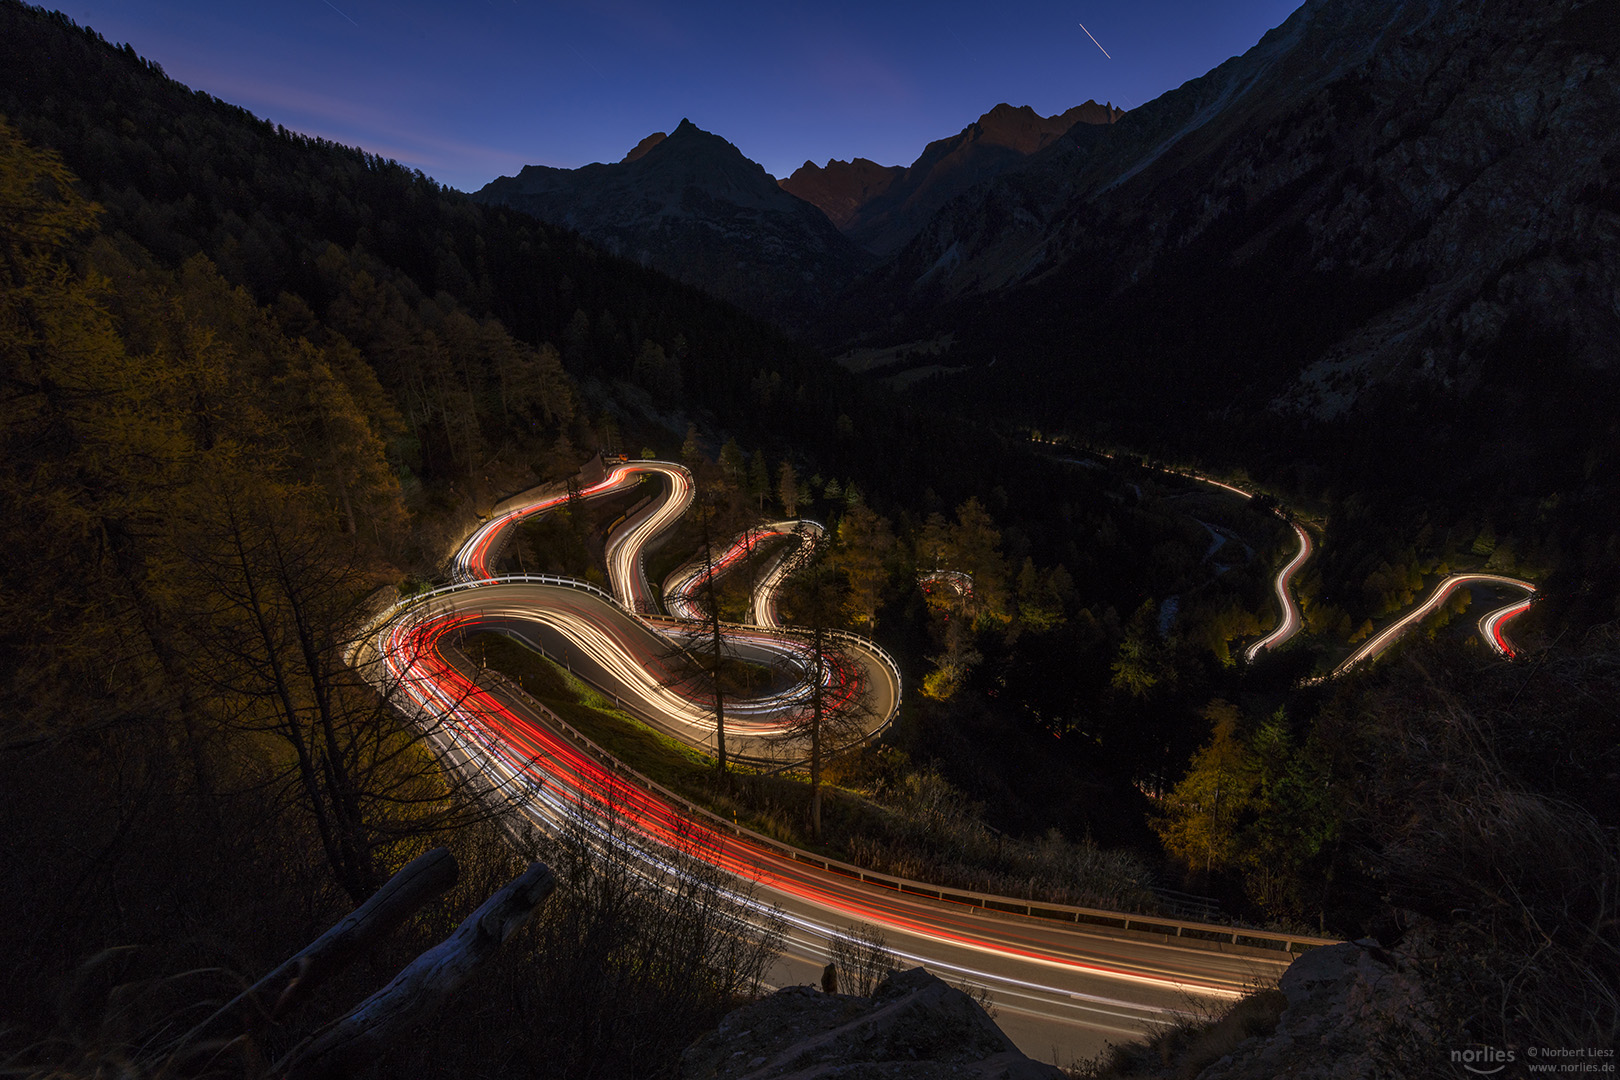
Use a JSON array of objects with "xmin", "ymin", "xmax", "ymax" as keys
[{"xmin": 1152, "ymin": 700, "xmax": 1260, "ymax": 881}]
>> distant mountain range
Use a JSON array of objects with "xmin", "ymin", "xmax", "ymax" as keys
[
  {"xmin": 476, "ymin": 0, "xmax": 1618, "ymax": 537},
  {"xmin": 475, "ymin": 119, "xmax": 867, "ymax": 328},
  {"xmin": 474, "ymin": 103, "xmax": 1120, "ymax": 324},
  {"xmin": 781, "ymin": 101, "xmax": 1122, "ymax": 257},
  {"xmin": 862, "ymin": 0, "xmax": 1620, "ymax": 434}
]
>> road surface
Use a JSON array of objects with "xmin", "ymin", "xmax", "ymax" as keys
[
  {"xmin": 366, "ymin": 459, "xmax": 1323, "ymax": 1062},
  {"xmin": 1335, "ymin": 573, "xmax": 1536, "ymax": 675}
]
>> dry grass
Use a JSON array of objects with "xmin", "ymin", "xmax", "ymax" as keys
[{"xmin": 1064, "ymin": 985, "xmax": 1287, "ymax": 1079}]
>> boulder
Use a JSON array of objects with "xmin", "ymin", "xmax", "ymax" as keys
[
  {"xmin": 680, "ymin": 966, "xmax": 1066, "ymax": 1079},
  {"xmin": 1197, "ymin": 941, "xmax": 1435, "ymax": 1080}
]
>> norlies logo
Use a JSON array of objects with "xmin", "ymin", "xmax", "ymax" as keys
[{"xmin": 1453, "ymin": 1047, "xmax": 1516, "ymax": 1074}]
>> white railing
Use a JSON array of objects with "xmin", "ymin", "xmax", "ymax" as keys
[
  {"xmin": 475, "ymin": 667, "xmax": 1333, "ymax": 957},
  {"xmin": 387, "ymin": 574, "xmax": 904, "ymax": 736}
]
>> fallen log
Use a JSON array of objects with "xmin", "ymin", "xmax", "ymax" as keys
[
  {"xmin": 180, "ymin": 847, "xmax": 458, "ymax": 1048},
  {"xmin": 280, "ymin": 860, "xmax": 557, "ymax": 1080}
]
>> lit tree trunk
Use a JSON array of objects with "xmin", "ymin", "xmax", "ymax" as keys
[
  {"xmin": 811, "ymin": 624, "xmax": 824, "ymax": 840},
  {"xmin": 700, "ymin": 509, "xmax": 728, "ymax": 774}
]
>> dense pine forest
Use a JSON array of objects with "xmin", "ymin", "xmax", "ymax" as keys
[{"xmin": 2, "ymin": 3, "xmax": 1617, "ymax": 1074}]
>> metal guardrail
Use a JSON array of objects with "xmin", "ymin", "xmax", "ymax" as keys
[
  {"xmin": 474, "ymin": 668, "xmax": 1336, "ymax": 959},
  {"xmin": 388, "ymin": 573, "xmax": 625, "ymax": 619},
  {"xmin": 389, "ymin": 575, "xmax": 904, "ymax": 751},
  {"xmin": 379, "ymin": 455, "xmax": 1333, "ymax": 962}
]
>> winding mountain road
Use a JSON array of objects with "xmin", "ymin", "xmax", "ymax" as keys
[
  {"xmin": 1119, "ymin": 456, "xmax": 1535, "ymax": 669},
  {"xmin": 368, "ymin": 460, "xmax": 1324, "ymax": 1062},
  {"xmin": 1334, "ymin": 573, "xmax": 1536, "ymax": 675},
  {"xmin": 1244, "ymin": 521, "xmax": 1311, "ymax": 661}
]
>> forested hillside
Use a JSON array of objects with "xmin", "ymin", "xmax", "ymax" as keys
[
  {"xmin": 0, "ymin": 11, "xmax": 1205, "ymax": 1073},
  {"xmin": 4, "ymin": 3, "xmax": 1617, "ymax": 1073},
  {"xmin": 0, "ymin": 2, "xmax": 916, "ymax": 500}
]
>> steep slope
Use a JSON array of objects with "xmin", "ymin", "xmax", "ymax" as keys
[
  {"xmin": 783, "ymin": 101, "xmax": 1122, "ymax": 256},
  {"xmin": 0, "ymin": 2, "xmax": 897, "ymax": 497},
  {"xmin": 475, "ymin": 120, "xmax": 870, "ymax": 328},
  {"xmin": 856, "ymin": 0, "xmax": 1620, "ymax": 513}
]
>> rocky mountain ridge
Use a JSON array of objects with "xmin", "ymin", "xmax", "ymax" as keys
[
  {"xmin": 784, "ymin": 101, "xmax": 1123, "ymax": 256},
  {"xmin": 779, "ymin": 156, "xmax": 904, "ymax": 233},
  {"xmin": 475, "ymin": 101, "xmax": 1125, "ymax": 327},
  {"xmin": 861, "ymin": 0, "xmax": 1620, "ymax": 434},
  {"xmin": 473, "ymin": 119, "xmax": 870, "ymax": 326}
]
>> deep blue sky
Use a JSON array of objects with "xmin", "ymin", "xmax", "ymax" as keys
[{"xmin": 57, "ymin": 0, "xmax": 1302, "ymax": 192}]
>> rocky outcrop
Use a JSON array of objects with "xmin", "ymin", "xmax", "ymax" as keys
[
  {"xmin": 474, "ymin": 120, "xmax": 870, "ymax": 328},
  {"xmin": 680, "ymin": 967, "xmax": 1065, "ymax": 1079},
  {"xmin": 1094, "ymin": 940, "xmax": 1437, "ymax": 1080},
  {"xmin": 1197, "ymin": 942, "xmax": 1434, "ymax": 1080},
  {"xmin": 784, "ymin": 102, "xmax": 1123, "ymax": 257}
]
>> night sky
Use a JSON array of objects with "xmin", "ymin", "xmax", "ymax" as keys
[{"xmin": 56, "ymin": 0, "xmax": 1302, "ymax": 192}]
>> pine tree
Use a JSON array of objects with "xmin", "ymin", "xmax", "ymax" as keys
[
  {"xmin": 773, "ymin": 562, "xmax": 871, "ymax": 840},
  {"xmin": 777, "ymin": 460, "xmax": 800, "ymax": 517},
  {"xmin": 681, "ymin": 423, "xmax": 704, "ymax": 471},
  {"xmin": 833, "ymin": 502, "xmax": 895, "ymax": 632},
  {"xmin": 747, "ymin": 451, "xmax": 770, "ymax": 510},
  {"xmin": 718, "ymin": 438, "xmax": 747, "ymax": 489},
  {"xmin": 948, "ymin": 498, "xmax": 1007, "ymax": 617}
]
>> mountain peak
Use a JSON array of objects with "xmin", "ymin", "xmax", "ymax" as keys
[
  {"xmin": 780, "ymin": 157, "xmax": 906, "ymax": 230},
  {"xmin": 966, "ymin": 102, "xmax": 1113, "ymax": 152},
  {"xmin": 979, "ymin": 102, "xmax": 1038, "ymax": 124},
  {"xmin": 786, "ymin": 101, "xmax": 1124, "ymax": 256},
  {"xmin": 474, "ymin": 119, "xmax": 868, "ymax": 327}
]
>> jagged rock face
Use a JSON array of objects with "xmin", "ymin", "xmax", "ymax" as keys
[
  {"xmin": 474, "ymin": 120, "xmax": 870, "ymax": 327},
  {"xmin": 1196, "ymin": 941, "xmax": 1434, "ymax": 1080},
  {"xmin": 785, "ymin": 102, "xmax": 1123, "ymax": 257},
  {"xmin": 623, "ymin": 131, "xmax": 666, "ymax": 162},
  {"xmin": 680, "ymin": 967, "xmax": 1065, "ymax": 1079},
  {"xmin": 873, "ymin": 0, "xmax": 1620, "ymax": 419},
  {"xmin": 780, "ymin": 157, "xmax": 906, "ymax": 232}
]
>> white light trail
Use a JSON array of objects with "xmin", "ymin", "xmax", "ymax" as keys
[{"xmin": 1336, "ymin": 574, "xmax": 1535, "ymax": 675}]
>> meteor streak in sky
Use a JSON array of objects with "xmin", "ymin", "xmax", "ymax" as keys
[{"xmin": 1078, "ymin": 21, "xmax": 1111, "ymax": 59}]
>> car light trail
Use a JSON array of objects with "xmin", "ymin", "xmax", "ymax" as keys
[
  {"xmin": 750, "ymin": 521, "xmax": 824, "ymax": 628},
  {"xmin": 1335, "ymin": 573, "xmax": 1535, "ymax": 675},
  {"xmin": 1245, "ymin": 521, "xmax": 1312, "ymax": 660},
  {"xmin": 660, "ymin": 518, "xmax": 816, "ymax": 621},
  {"xmin": 1479, "ymin": 596, "xmax": 1532, "ymax": 657},
  {"xmin": 364, "ymin": 457, "xmax": 1326, "ymax": 1059},
  {"xmin": 919, "ymin": 569, "xmax": 974, "ymax": 602},
  {"xmin": 456, "ymin": 461, "xmax": 695, "ymax": 597},
  {"xmin": 377, "ymin": 612, "xmax": 1270, "ymax": 1012}
]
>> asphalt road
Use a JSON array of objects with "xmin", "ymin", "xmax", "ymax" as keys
[
  {"xmin": 1335, "ymin": 572, "xmax": 1537, "ymax": 674},
  {"xmin": 379, "ymin": 630, "xmax": 1294, "ymax": 1064},
  {"xmin": 368, "ymin": 459, "xmax": 1315, "ymax": 1062}
]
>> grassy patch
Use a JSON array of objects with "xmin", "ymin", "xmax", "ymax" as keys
[
  {"xmin": 471, "ymin": 631, "xmax": 712, "ymax": 782},
  {"xmin": 468, "ymin": 631, "xmax": 878, "ymax": 852},
  {"xmin": 1068, "ymin": 986, "xmax": 1287, "ymax": 1079},
  {"xmin": 467, "ymin": 631, "xmax": 1161, "ymax": 913}
]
